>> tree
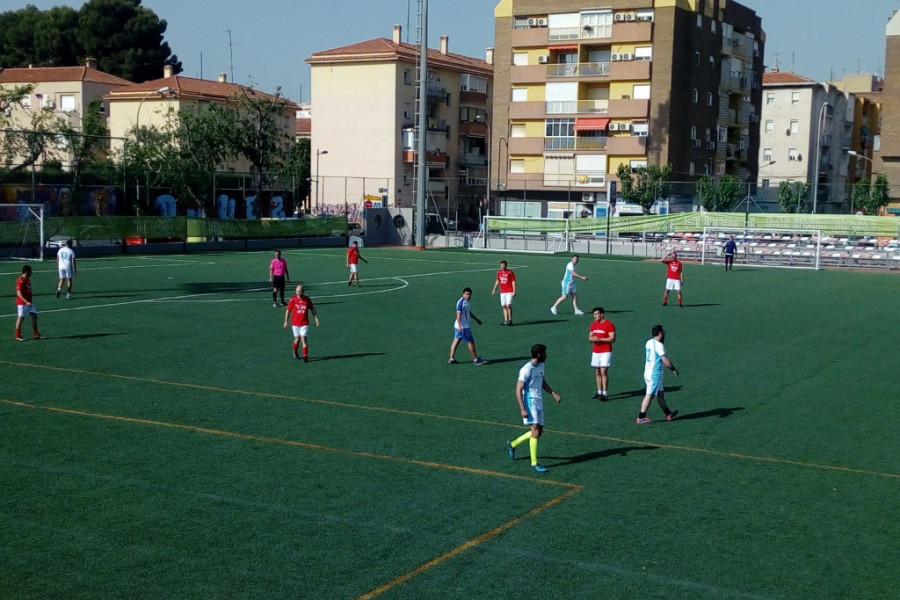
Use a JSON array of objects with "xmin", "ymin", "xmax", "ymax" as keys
[
  {"xmin": 616, "ymin": 163, "xmax": 672, "ymax": 214},
  {"xmin": 278, "ymin": 138, "xmax": 311, "ymax": 214},
  {"xmin": 77, "ymin": 0, "xmax": 181, "ymax": 82},
  {"xmin": 58, "ymin": 99, "xmax": 108, "ymax": 194},
  {"xmin": 777, "ymin": 181, "xmax": 809, "ymax": 213},
  {"xmin": 0, "ymin": 84, "xmax": 68, "ymax": 178},
  {"xmin": 851, "ymin": 177, "xmax": 871, "ymax": 215},
  {"xmin": 695, "ymin": 174, "xmax": 742, "ymax": 211},
  {"xmin": 172, "ymin": 102, "xmax": 235, "ymax": 211},
  {"xmin": 854, "ymin": 174, "xmax": 890, "ymax": 216}
]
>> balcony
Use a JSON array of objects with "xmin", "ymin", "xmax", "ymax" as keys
[
  {"xmin": 545, "ymin": 99, "xmax": 611, "ymax": 115},
  {"xmin": 508, "ymin": 137, "xmax": 547, "ymax": 155},
  {"xmin": 612, "ymin": 21, "xmax": 652, "ymax": 43},
  {"xmin": 607, "ymin": 97, "xmax": 649, "ymax": 119},
  {"xmin": 576, "ymin": 171, "xmax": 606, "ymax": 186},
  {"xmin": 459, "ymin": 90, "xmax": 487, "ymax": 105},
  {"xmin": 427, "ymin": 83, "xmax": 448, "ymax": 101},
  {"xmin": 458, "ymin": 121, "xmax": 487, "ymax": 137},
  {"xmin": 547, "ymin": 61, "xmax": 610, "ymax": 78},
  {"xmin": 576, "ymin": 137, "xmax": 608, "ymax": 151},
  {"xmin": 609, "ymin": 59, "xmax": 651, "ymax": 80},
  {"xmin": 511, "ymin": 27, "xmax": 549, "ymax": 47},
  {"xmin": 402, "ymin": 149, "xmax": 449, "ymax": 167},
  {"xmin": 510, "ymin": 64, "xmax": 552, "ymax": 85},
  {"xmin": 606, "ymin": 135, "xmax": 647, "ymax": 155},
  {"xmin": 509, "ymin": 101, "xmax": 552, "ymax": 120},
  {"xmin": 458, "ymin": 152, "xmax": 487, "ymax": 167}
]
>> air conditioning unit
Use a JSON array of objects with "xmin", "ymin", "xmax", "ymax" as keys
[
  {"xmin": 691, "ymin": 139, "xmax": 701, "ymax": 148},
  {"xmin": 537, "ymin": 18, "xmax": 547, "ymax": 26},
  {"xmin": 621, "ymin": 52, "xmax": 634, "ymax": 61},
  {"xmin": 527, "ymin": 17, "xmax": 538, "ymax": 26},
  {"xmin": 537, "ymin": 55, "xmax": 549, "ymax": 64},
  {"xmin": 614, "ymin": 13, "xmax": 626, "ymax": 22},
  {"xmin": 785, "ymin": 128, "xmax": 791, "ymax": 136},
  {"xmin": 3, "ymin": 107, "xmax": 10, "ymax": 117},
  {"xmin": 625, "ymin": 13, "xmax": 637, "ymax": 21},
  {"xmin": 620, "ymin": 122, "xmax": 632, "ymax": 131},
  {"xmin": 610, "ymin": 53, "xmax": 621, "ymax": 61},
  {"xmin": 582, "ymin": 192, "xmax": 595, "ymax": 202},
  {"xmin": 608, "ymin": 123, "xmax": 619, "ymax": 131}
]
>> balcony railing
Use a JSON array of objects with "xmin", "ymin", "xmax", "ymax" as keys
[
  {"xmin": 545, "ymin": 100, "xmax": 610, "ymax": 114},
  {"xmin": 576, "ymin": 137, "xmax": 608, "ymax": 150},
  {"xmin": 547, "ymin": 61, "xmax": 610, "ymax": 78}
]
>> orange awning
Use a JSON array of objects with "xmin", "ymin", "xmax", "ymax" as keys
[
  {"xmin": 573, "ymin": 117, "xmax": 610, "ymax": 131},
  {"xmin": 549, "ymin": 44, "xmax": 578, "ymax": 50}
]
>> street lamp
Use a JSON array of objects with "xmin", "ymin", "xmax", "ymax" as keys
[
  {"xmin": 475, "ymin": 114, "xmax": 490, "ymax": 222},
  {"xmin": 315, "ymin": 149, "xmax": 328, "ymax": 215},
  {"xmin": 846, "ymin": 149, "xmax": 874, "ymax": 214},
  {"xmin": 811, "ymin": 101, "xmax": 829, "ymax": 214},
  {"xmin": 135, "ymin": 86, "xmax": 174, "ymax": 130}
]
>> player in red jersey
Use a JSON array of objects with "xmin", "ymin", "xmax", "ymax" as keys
[
  {"xmin": 346, "ymin": 241, "xmax": 368, "ymax": 286},
  {"xmin": 661, "ymin": 251, "xmax": 684, "ymax": 307},
  {"xmin": 490, "ymin": 260, "xmax": 517, "ymax": 325},
  {"xmin": 588, "ymin": 307, "xmax": 616, "ymax": 400},
  {"xmin": 283, "ymin": 284, "xmax": 320, "ymax": 362},
  {"xmin": 15, "ymin": 265, "xmax": 42, "ymax": 341}
]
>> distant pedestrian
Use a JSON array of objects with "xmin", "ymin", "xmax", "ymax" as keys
[
  {"xmin": 507, "ymin": 343, "xmax": 561, "ymax": 473},
  {"xmin": 637, "ymin": 324, "xmax": 679, "ymax": 424},
  {"xmin": 723, "ymin": 236, "xmax": 737, "ymax": 271},
  {"xmin": 15, "ymin": 265, "xmax": 42, "ymax": 342},
  {"xmin": 491, "ymin": 260, "xmax": 517, "ymax": 325},
  {"xmin": 550, "ymin": 254, "xmax": 588, "ymax": 315},
  {"xmin": 448, "ymin": 287, "xmax": 486, "ymax": 365},
  {"xmin": 347, "ymin": 241, "xmax": 368, "ymax": 286},
  {"xmin": 661, "ymin": 251, "xmax": 684, "ymax": 307},
  {"xmin": 56, "ymin": 240, "xmax": 76, "ymax": 299},
  {"xmin": 588, "ymin": 307, "xmax": 616, "ymax": 400},
  {"xmin": 269, "ymin": 250, "xmax": 290, "ymax": 306}
]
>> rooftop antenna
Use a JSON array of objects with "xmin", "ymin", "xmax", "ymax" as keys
[
  {"xmin": 227, "ymin": 29, "xmax": 234, "ymax": 82},
  {"xmin": 406, "ymin": 0, "xmax": 411, "ymax": 43},
  {"xmin": 791, "ymin": 51, "xmax": 795, "ymax": 73},
  {"xmin": 199, "ymin": 51, "xmax": 203, "ymax": 79}
]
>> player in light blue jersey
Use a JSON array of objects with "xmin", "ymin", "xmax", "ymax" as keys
[
  {"xmin": 637, "ymin": 324, "xmax": 679, "ymax": 424},
  {"xmin": 550, "ymin": 254, "xmax": 588, "ymax": 315},
  {"xmin": 507, "ymin": 344, "xmax": 561, "ymax": 473}
]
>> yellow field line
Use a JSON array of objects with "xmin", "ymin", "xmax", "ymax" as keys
[{"xmin": 1, "ymin": 359, "xmax": 897, "ymax": 480}]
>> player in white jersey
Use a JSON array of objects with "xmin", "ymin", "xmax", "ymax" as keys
[
  {"xmin": 637, "ymin": 324, "xmax": 679, "ymax": 424},
  {"xmin": 56, "ymin": 240, "xmax": 77, "ymax": 299},
  {"xmin": 550, "ymin": 254, "xmax": 588, "ymax": 315},
  {"xmin": 506, "ymin": 344, "xmax": 561, "ymax": 473}
]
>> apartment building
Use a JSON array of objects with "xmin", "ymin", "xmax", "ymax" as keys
[
  {"xmin": 306, "ymin": 26, "xmax": 493, "ymax": 219},
  {"xmin": 0, "ymin": 60, "xmax": 132, "ymax": 169},
  {"xmin": 872, "ymin": 9, "xmax": 900, "ymax": 214},
  {"xmin": 758, "ymin": 71, "xmax": 858, "ymax": 212},
  {"xmin": 492, "ymin": 0, "xmax": 763, "ymax": 214},
  {"xmin": 105, "ymin": 67, "xmax": 297, "ymax": 174}
]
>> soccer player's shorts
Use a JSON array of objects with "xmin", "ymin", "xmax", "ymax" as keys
[
  {"xmin": 273, "ymin": 275, "xmax": 286, "ymax": 289},
  {"xmin": 348, "ymin": 264, "xmax": 358, "ymax": 273},
  {"xmin": 522, "ymin": 397, "xmax": 545, "ymax": 426},
  {"xmin": 665, "ymin": 279, "xmax": 682, "ymax": 291},
  {"xmin": 561, "ymin": 281, "xmax": 576, "ymax": 296},
  {"xmin": 58, "ymin": 267, "xmax": 74, "ymax": 279},
  {"xmin": 454, "ymin": 327, "xmax": 474, "ymax": 343},
  {"xmin": 291, "ymin": 325, "xmax": 310, "ymax": 337},
  {"xmin": 17, "ymin": 304, "xmax": 38, "ymax": 317},
  {"xmin": 500, "ymin": 292, "xmax": 513, "ymax": 306},
  {"xmin": 591, "ymin": 351, "xmax": 612, "ymax": 368},
  {"xmin": 644, "ymin": 374, "xmax": 663, "ymax": 396}
]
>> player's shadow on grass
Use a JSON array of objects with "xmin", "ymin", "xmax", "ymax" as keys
[
  {"xmin": 680, "ymin": 303, "xmax": 721, "ymax": 308},
  {"xmin": 311, "ymin": 352, "xmax": 386, "ymax": 361},
  {"xmin": 484, "ymin": 356, "xmax": 530, "ymax": 365},
  {"xmin": 604, "ymin": 309, "xmax": 633, "ymax": 314},
  {"xmin": 608, "ymin": 386, "xmax": 684, "ymax": 400},
  {"xmin": 47, "ymin": 333, "xmax": 128, "ymax": 340},
  {"xmin": 675, "ymin": 407, "xmax": 744, "ymax": 420},
  {"xmin": 180, "ymin": 282, "xmax": 264, "ymax": 293},
  {"xmin": 543, "ymin": 445, "xmax": 658, "ymax": 467},
  {"xmin": 513, "ymin": 319, "xmax": 563, "ymax": 326},
  {"xmin": 75, "ymin": 293, "xmax": 142, "ymax": 299}
]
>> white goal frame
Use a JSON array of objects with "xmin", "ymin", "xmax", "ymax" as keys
[
  {"xmin": 1, "ymin": 204, "xmax": 45, "ymax": 261},
  {"xmin": 700, "ymin": 227, "xmax": 822, "ymax": 270}
]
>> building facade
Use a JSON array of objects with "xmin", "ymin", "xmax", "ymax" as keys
[
  {"xmin": 872, "ymin": 10, "xmax": 900, "ymax": 214},
  {"xmin": 306, "ymin": 26, "xmax": 493, "ymax": 221},
  {"xmin": 492, "ymin": 0, "xmax": 764, "ymax": 215}
]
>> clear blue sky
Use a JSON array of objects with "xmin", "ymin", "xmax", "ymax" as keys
[{"xmin": 17, "ymin": 0, "xmax": 900, "ymax": 99}]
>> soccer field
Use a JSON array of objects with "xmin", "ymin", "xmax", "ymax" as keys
[{"xmin": 1, "ymin": 248, "xmax": 897, "ymax": 600}]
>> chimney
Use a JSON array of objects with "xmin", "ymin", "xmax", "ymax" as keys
[
  {"xmin": 218, "ymin": 73, "xmax": 227, "ymax": 83},
  {"xmin": 85, "ymin": 57, "xmax": 97, "ymax": 69},
  {"xmin": 485, "ymin": 47, "xmax": 494, "ymax": 65},
  {"xmin": 440, "ymin": 35, "xmax": 449, "ymax": 55},
  {"xmin": 163, "ymin": 64, "xmax": 173, "ymax": 78},
  {"xmin": 392, "ymin": 25, "xmax": 402, "ymax": 44}
]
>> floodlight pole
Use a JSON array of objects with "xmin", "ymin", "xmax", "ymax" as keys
[{"xmin": 811, "ymin": 101, "xmax": 829, "ymax": 214}]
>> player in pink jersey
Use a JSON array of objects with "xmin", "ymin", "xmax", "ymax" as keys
[
  {"xmin": 661, "ymin": 251, "xmax": 684, "ymax": 307},
  {"xmin": 346, "ymin": 241, "xmax": 368, "ymax": 286},
  {"xmin": 269, "ymin": 250, "xmax": 290, "ymax": 307},
  {"xmin": 283, "ymin": 284, "xmax": 319, "ymax": 362},
  {"xmin": 490, "ymin": 260, "xmax": 517, "ymax": 325}
]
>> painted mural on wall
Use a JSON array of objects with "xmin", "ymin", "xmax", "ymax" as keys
[{"xmin": 0, "ymin": 184, "xmax": 119, "ymax": 221}]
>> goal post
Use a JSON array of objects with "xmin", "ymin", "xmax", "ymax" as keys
[
  {"xmin": 0, "ymin": 204, "xmax": 45, "ymax": 261},
  {"xmin": 700, "ymin": 226, "xmax": 822, "ymax": 270}
]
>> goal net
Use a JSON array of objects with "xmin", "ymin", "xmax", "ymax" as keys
[
  {"xmin": 470, "ymin": 216, "xmax": 570, "ymax": 254},
  {"xmin": 0, "ymin": 204, "xmax": 45, "ymax": 261},
  {"xmin": 699, "ymin": 227, "xmax": 822, "ymax": 270}
]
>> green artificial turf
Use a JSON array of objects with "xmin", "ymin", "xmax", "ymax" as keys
[{"xmin": 1, "ymin": 248, "xmax": 897, "ymax": 599}]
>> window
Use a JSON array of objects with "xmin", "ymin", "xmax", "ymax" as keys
[
  {"xmin": 763, "ymin": 148, "xmax": 772, "ymax": 162},
  {"xmin": 692, "ymin": 88, "xmax": 699, "ymax": 103},
  {"xmin": 694, "ymin": 52, "xmax": 701, "ymax": 66},
  {"xmin": 690, "ymin": 125, "xmax": 697, "ymax": 140},
  {"xmin": 765, "ymin": 120, "xmax": 774, "ymax": 134},
  {"xmin": 511, "ymin": 88, "xmax": 528, "ymax": 102},
  {"xmin": 697, "ymin": 14, "xmax": 702, "ymax": 28},
  {"xmin": 460, "ymin": 74, "xmax": 487, "ymax": 93},
  {"xmin": 630, "ymin": 159, "xmax": 647, "ymax": 170},
  {"xmin": 632, "ymin": 84, "xmax": 650, "ymax": 99},
  {"xmin": 711, "ymin": 20, "xmax": 717, "ymax": 33},
  {"xmin": 791, "ymin": 92, "xmax": 800, "ymax": 104},
  {"xmin": 689, "ymin": 161, "xmax": 695, "ymax": 176},
  {"xmin": 575, "ymin": 154, "xmax": 606, "ymax": 185},
  {"xmin": 707, "ymin": 92, "xmax": 713, "ymax": 106},
  {"xmin": 543, "ymin": 154, "xmax": 575, "ymax": 185},
  {"xmin": 21, "ymin": 95, "xmax": 31, "ymax": 109},
  {"xmin": 580, "ymin": 10, "xmax": 612, "ymax": 39},
  {"xmin": 403, "ymin": 70, "xmax": 412, "ymax": 85},
  {"xmin": 790, "ymin": 120, "xmax": 799, "ymax": 134},
  {"xmin": 510, "ymin": 159, "xmax": 525, "ymax": 173},
  {"xmin": 545, "ymin": 118, "xmax": 575, "ymax": 149},
  {"xmin": 634, "ymin": 46, "xmax": 652, "ymax": 60},
  {"xmin": 510, "ymin": 124, "xmax": 526, "ymax": 137},
  {"xmin": 632, "ymin": 121, "xmax": 648, "ymax": 136},
  {"xmin": 709, "ymin": 56, "xmax": 715, "ymax": 70},
  {"xmin": 761, "ymin": 179, "xmax": 770, "ymax": 189},
  {"xmin": 788, "ymin": 148, "xmax": 798, "ymax": 161},
  {"xmin": 459, "ymin": 107, "xmax": 486, "ymax": 122},
  {"xmin": 766, "ymin": 92, "xmax": 775, "ymax": 105},
  {"xmin": 513, "ymin": 52, "xmax": 529, "ymax": 66},
  {"xmin": 705, "ymin": 128, "xmax": 711, "ymax": 142}
]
